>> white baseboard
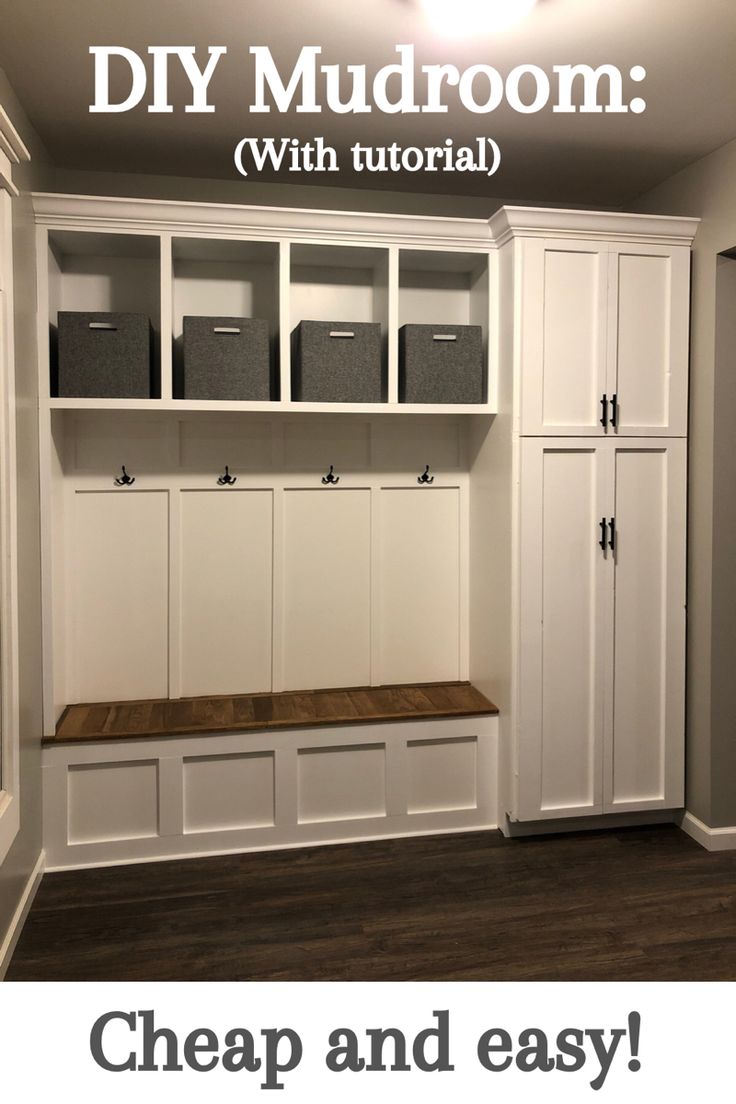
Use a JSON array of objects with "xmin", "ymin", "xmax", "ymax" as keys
[
  {"xmin": 0, "ymin": 849, "xmax": 45, "ymax": 980},
  {"xmin": 46, "ymin": 822, "xmax": 499, "ymax": 872},
  {"xmin": 680, "ymin": 811, "xmax": 736, "ymax": 851}
]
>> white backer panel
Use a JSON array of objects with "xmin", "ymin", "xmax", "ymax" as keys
[
  {"xmin": 179, "ymin": 489, "xmax": 273, "ymax": 697},
  {"xmin": 72, "ymin": 490, "xmax": 169, "ymax": 702},
  {"xmin": 379, "ymin": 487, "xmax": 461, "ymax": 685},
  {"xmin": 281, "ymin": 488, "xmax": 372, "ymax": 690}
]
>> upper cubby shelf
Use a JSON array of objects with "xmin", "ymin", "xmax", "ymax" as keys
[{"xmin": 38, "ymin": 195, "xmax": 498, "ymax": 415}]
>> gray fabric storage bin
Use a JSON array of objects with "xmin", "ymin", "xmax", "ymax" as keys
[
  {"xmin": 182, "ymin": 316, "xmax": 271, "ymax": 400},
  {"xmin": 292, "ymin": 320, "xmax": 383, "ymax": 403},
  {"xmin": 399, "ymin": 323, "xmax": 484, "ymax": 404},
  {"xmin": 57, "ymin": 311, "xmax": 153, "ymax": 398}
]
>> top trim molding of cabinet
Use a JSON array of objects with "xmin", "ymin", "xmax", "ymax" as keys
[
  {"xmin": 0, "ymin": 105, "xmax": 31, "ymax": 198},
  {"xmin": 31, "ymin": 192, "xmax": 497, "ymax": 249},
  {"xmin": 31, "ymin": 193, "xmax": 699, "ymax": 250},
  {"xmin": 489, "ymin": 205, "xmax": 699, "ymax": 247}
]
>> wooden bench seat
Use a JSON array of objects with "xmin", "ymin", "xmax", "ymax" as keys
[{"xmin": 47, "ymin": 681, "xmax": 499, "ymax": 745}]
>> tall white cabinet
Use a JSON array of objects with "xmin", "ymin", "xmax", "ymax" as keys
[{"xmin": 489, "ymin": 207, "xmax": 696, "ymax": 827}]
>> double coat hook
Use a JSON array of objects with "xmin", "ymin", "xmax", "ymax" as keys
[
  {"xmin": 114, "ymin": 466, "xmax": 135, "ymax": 486},
  {"xmin": 217, "ymin": 466, "xmax": 237, "ymax": 486},
  {"xmin": 321, "ymin": 465, "xmax": 340, "ymax": 485},
  {"xmin": 417, "ymin": 464, "xmax": 434, "ymax": 485}
]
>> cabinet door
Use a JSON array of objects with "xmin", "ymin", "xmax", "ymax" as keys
[
  {"xmin": 520, "ymin": 239, "xmax": 609, "ymax": 436},
  {"xmin": 607, "ymin": 245, "xmax": 690, "ymax": 436},
  {"xmin": 604, "ymin": 441, "xmax": 686, "ymax": 811},
  {"xmin": 517, "ymin": 441, "xmax": 613, "ymax": 820}
]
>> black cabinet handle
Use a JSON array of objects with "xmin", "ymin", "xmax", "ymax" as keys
[
  {"xmin": 599, "ymin": 518, "xmax": 608, "ymax": 550},
  {"xmin": 610, "ymin": 393, "xmax": 618, "ymax": 429},
  {"xmin": 609, "ymin": 517, "xmax": 616, "ymax": 552},
  {"xmin": 600, "ymin": 394, "xmax": 609, "ymax": 429}
]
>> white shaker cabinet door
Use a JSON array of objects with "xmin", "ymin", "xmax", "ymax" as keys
[
  {"xmin": 607, "ymin": 245, "xmax": 690, "ymax": 436},
  {"xmin": 604, "ymin": 441, "xmax": 686, "ymax": 811},
  {"xmin": 520, "ymin": 239, "xmax": 609, "ymax": 436},
  {"xmin": 517, "ymin": 441, "xmax": 613, "ymax": 820}
]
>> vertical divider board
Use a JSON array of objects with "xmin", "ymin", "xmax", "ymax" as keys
[
  {"xmin": 278, "ymin": 240, "xmax": 291, "ymax": 402},
  {"xmin": 159, "ymin": 233, "xmax": 173, "ymax": 401},
  {"xmin": 271, "ymin": 478, "xmax": 286, "ymax": 694},
  {"xmin": 369, "ymin": 482, "xmax": 381, "ymax": 687},
  {"xmin": 167, "ymin": 480, "xmax": 182, "ymax": 700},
  {"xmin": 386, "ymin": 246, "xmax": 400, "ymax": 404},
  {"xmin": 479, "ymin": 248, "xmax": 498, "ymax": 410}
]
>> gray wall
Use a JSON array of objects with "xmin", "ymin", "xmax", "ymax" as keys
[{"xmin": 633, "ymin": 137, "xmax": 736, "ymax": 827}]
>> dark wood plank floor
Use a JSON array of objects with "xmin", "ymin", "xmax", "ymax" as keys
[
  {"xmin": 8, "ymin": 825, "xmax": 736, "ymax": 980},
  {"xmin": 49, "ymin": 682, "xmax": 498, "ymax": 745}
]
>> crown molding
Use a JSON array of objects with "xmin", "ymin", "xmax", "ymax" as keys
[
  {"xmin": 32, "ymin": 193, "xmax": 700, "ymax": 249},
  {"xmin": 489, "ymin": 204, "xmax": 699, "ymax": 247},
  {"xmin": 31, "ymin": 192, "xmax": 495, "ymax": 250}
]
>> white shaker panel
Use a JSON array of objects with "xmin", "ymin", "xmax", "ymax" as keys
[
  {"xmin": 378, "ymin": 487, "xmax": 461, "ymax": 684},
  {"xmin": 179, "ymin": 489, "xmax": 273, "ymax": 697},
  {"xmin": 517, "ymin": 443, "xmax": 611, "ymax": 819},
  {"xmin": 610, "ymin": 246, "xmax": 690, "ymax": 436},
  {"xmin": 607, "ymin": 443, "xmax": 686, "ymax": 809},
  {"xmin": 521, "ymin": 240, "xmax": 608, "ymax": 435},
  {"xmin": 72, "ymin": 491, "xmax": 169, "ymax": 702},
  {"xmin": 281, "ymin": 488, "xmax": 371, "ymax": 690}
]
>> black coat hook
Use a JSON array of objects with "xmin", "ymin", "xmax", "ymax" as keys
[
  {"xmin": 417, "ymin": 465, "xmax": 434, "ymax": 485},
  {"xmin": 321, "ymin": 465, "xmax": 340, "ymax": 485},
  {"xmin": 217, "ymin": 466, "xmax": 237, "ymax": 486},
  {"xmin": 114, "ymin": 466, "xmax": 135, "ymax": 486}
]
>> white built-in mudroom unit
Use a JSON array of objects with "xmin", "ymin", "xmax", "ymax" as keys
[{"xmin": 28, "ymin": 193, "xmax": 696, "ymax": 870}]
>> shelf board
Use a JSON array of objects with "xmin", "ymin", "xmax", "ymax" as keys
[{"xmin": 47, "ymin": 397, "xmax": 496, "ymax": 415}]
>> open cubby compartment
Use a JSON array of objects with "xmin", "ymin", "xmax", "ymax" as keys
[
  {"xmin": 171, "ymin": 236, "xmax": 281, "ymax": 401},
  {"xmin": 47, "ymin": 229, "xmax": 162, "ymax": 398},
  {"xmin": 398, "ymin": 249, "xmax": 491, "ymax": 406},
  {"xmin": 289, "ymin": 242, "xmax": 391, "ymax": 403}
]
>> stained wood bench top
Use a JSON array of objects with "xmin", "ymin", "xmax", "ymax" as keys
[{"xmin": 47, "ymin": 681, "xmax": 499, "ymax": 745}]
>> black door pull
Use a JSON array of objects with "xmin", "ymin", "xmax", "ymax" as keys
[
  {"xmin": 609, "ymin": 517, "xmax": 616, "ymax": 552},
  {"xmin": 600, "ymin": 394, "xmax": 609, "ymax": 429},
  {"xmin": 610, "ymin": 394, "xmax": 618, "ymax": 429},
  {"xmin": 599, "ymin": 518, "xmax": 608, "ymax": 550}
]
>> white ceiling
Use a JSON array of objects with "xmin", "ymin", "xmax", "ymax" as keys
[{"xmin": 0, "ymin": 0, "xmax": 734, "ymax": 205}]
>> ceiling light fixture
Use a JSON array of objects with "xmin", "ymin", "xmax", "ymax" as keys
[{"xmin": 420, "ymin": 0, "xmax": 538, "ymax": 36}]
